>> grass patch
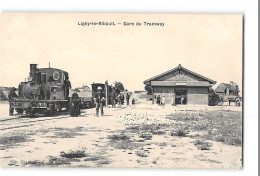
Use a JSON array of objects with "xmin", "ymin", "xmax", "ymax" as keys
[
  {"xmin": 136, "ymin": 151, "xmax": 148, "ymax": 157},
  {"xmin": 170, "ymin": 129, "xmax": 188, "ymax": 137},
  {"xmin": 52, "ymin": 132, "xmax": 83, "ymax": 138},
  {"xmin": 96, "ymin": 159, "xmax": 111, "ymax": 165},
  {"xmin": 60, "ymin": 148, "xmax": 87, "ymax": 158},
  {"xmin": 84, "ymin": 156, "xmax": 104, "ymax": 161},
  {"xmin": 166, "ymin": 110, "xmax": 242, "ymax": 146},
  {"xmin": 47, "ymin": 156, "xmax": 73, "ymax": 165},
  {"xmin": 21, "ymin": 157, "xmax": 72, "ymax": 166},
  {"xmin": 193, "ymin": 140, "xmax": 212, "ymax": 150},
  {"xmin": 108, "ymin": 133, "xmax": 130, "ymax": 140},
  {"xmin": 108, "ymin": 133, "xmax": 141, "ymax": 150},
  {"xmin": 22, "ymin": 147, "xmax": 87, "ymax": 167},
  {"xmin": 0, "ymin": 135, "xmax": 28, "ymax": 145},
  {"xmin": 0, "ymin": 133, "xmax": 34, "ymax": 149},
  {"xmin": 139, "ymin": 133, "xmax": 152, "ymax": 140},
  {"xmin": 126, "ymin": 123, "xmax": 170, "ymax": 134},
  {"xmin": 47, "ymin": 127, "xmax": 85, "ymax": 138},
  {"xmin": 112, "ymin": 139, "xmax": 141, "ymax": 149},
  {"xmin": 154, "ymin": 142, "xmax": 168, "ymax": 147}
]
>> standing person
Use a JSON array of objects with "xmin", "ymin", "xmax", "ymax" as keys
[
  {"xmin": 132, "ymin": 98, "xmax": 135, "ymax": 106},
  {"xmin": 117, "ymin": 94, "xmax": 121, "ymax": 107},
  {"xmin": 171, "ymin": 93, "xmax": 176, "ymax": 106},
  {"xmin": 156, "ymin": 95, "xmax": 161, "ymax": 105},
  {"xmin": 181, "ymin": 95, "xmax": 184, "ymax": 105},
  {"xmin": 126, "ymin": 93, "xmax": 130, "ymax": 105},
  {"xmin": 121, "ymin": 94, "xmax": 125, "ymax": 105},
  {"xmin": 95, "ymin": 87, "xmax": 105, "ymax": 116},
  {"xmin": 111, "ymin": 89, "xmax": 116, "ymax": 108},
  {"xmin": 70, "ymin": 91, "xmax": 80, "ymax": 117},
  {"xmin": 64, "ymin": 75, "xmax": 71, "ymax": 100},
  {"xmin": 8, "ymin": 88, "xmax": 18, "ymax": 115},
  {"xmin": 161, "ymin": 95, "xmax": 165, "ymax": 105}
]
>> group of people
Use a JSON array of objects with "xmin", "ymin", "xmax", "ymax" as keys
[
  {"xmin": 155, "ymin": 94, "xmax": 166, "ymax": 105},
  {"xmin": 155, "ymin": 94, "xmax": 186, "ymax": 106},
  {"xmin": 95, "ymin": 87, "xmax": 135, "ymax": 117},
  {"xmin": 111, "ymin": 92, "xmax": 133, "ymax": 108}
]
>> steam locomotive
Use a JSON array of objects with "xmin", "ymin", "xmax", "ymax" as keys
[{"xmin": 9, "ymin": 64, "xmax": 71, "ymax": 116}]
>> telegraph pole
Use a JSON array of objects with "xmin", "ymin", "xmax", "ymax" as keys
[{"xmin": 105, "ymin": 80, "xmax": 108, "ymax": 107}]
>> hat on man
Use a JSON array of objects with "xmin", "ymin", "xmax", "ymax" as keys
[{"xmin": 97, "ymin": 86, "xmax": 102, "ymax": 90}]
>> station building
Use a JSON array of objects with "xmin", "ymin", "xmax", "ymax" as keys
[{"xmin": 143, "ymin": 64, "xmax": 216, "ymax": 105}]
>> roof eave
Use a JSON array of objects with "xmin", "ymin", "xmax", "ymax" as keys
[{"xmin": 143, "ymin": 65, "xmax": 216, "ymax": 85}]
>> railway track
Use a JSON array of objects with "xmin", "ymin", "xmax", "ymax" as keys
[{"xmin": 0, "ymin": 114, "xmax": 72, "ymax": 131}]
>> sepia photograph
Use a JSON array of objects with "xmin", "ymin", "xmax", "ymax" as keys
[{"xmin": 0, "ymin": 13, "xmax": 243, "ymax": 169}]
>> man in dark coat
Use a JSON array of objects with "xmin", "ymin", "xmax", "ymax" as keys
[
  {"xmin": 156, "ymin": 95, "xmax": 161, "ymax": 105},
  {"xmin": 126, "ymin": 93, "xmax": 130, "ymax": 105},
  {"xmin": 70, "ymin": 91, "xmax": 80, "ymax": 117},
  {"xmin": 132, "ymin": 98, "xmax": 135, "ymax": 106},
  {"xmin": 111, "ymin": 88, "xmax": 116, "ymax": 108},
  {"xmin": 64, "ymin": 75, "xmax": 71, "ymax": 99},
  {"xmin": 121, "ymin": 94, "xmax": 125, "ymax": 105},
  {"xmin": 95, "ymin": 87, "xmax": 105, "ymax": 116}
]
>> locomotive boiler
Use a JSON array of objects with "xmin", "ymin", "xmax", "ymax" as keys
[{"xmin": 9, "ymin": 64, "xmax": 71, "ymax": 117}]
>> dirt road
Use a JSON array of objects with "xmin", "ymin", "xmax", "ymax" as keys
[{"xmin": 0, "ymin": 101, "xmax": 242, "ymax": 168}]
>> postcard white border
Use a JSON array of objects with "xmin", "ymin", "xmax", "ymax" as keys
[{"xmin": 0, "ymin": 0, "xmax": 258, "ymax": 176}]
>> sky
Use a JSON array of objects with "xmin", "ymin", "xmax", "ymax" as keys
[{"xmin": 0, "ymin": 13, "xmax": 243, "ymax": 92}]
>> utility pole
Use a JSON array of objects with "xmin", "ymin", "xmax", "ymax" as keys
[{"xmin": 105, "ymin": 80, "xmax": 108, "ymax": 107}]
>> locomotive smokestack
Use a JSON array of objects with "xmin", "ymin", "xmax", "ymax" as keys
[{"xmin": 30, "ymin": 64, "xmax": 37, "ymax": 82}]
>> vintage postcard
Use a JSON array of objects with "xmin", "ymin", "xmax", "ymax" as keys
[{"xmin": 0, "ymin": 13, "xmax": 243, "ymax": 168}]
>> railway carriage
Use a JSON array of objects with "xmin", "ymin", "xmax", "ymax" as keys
[
  {"xmin": 69, "ymin": 85, "xmax": 94, "ymax": 109},
  {"xmin": 91, "ymin": 82, "xmax": 114, "ymax": 106},
  {"xmin": 69, "ymin": 82, "xmax": 115, "ymax": 109}
]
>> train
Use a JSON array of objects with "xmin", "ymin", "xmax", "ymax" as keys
[
  {"xmin": 9, "ymin": 64, "xmax": 71, "ymax": 117},
  {"xmin": 9, "ymin": 63, "xmax": 119, "ymax": 117}
]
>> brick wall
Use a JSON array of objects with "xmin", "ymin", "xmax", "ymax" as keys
[
  {"xmin": 153, "ymin": 86, "xmax": 209, "ymax": 105},
  {"xmin": 187, "ymin": 87, "xmax": 208, "ymax": 105}
]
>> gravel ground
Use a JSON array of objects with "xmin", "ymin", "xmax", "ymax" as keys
[{"xmin": 0, "ymin": 99, "xmax": 242, "ymax": 168}]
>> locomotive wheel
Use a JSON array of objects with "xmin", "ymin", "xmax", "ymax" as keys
[
  {"xmin": 16, "ymin": 108, "xmax": 23, "ymax": 114},
  {"xmin": 30, "ymin": 112, "xmax": 36, "ymax": 118}
]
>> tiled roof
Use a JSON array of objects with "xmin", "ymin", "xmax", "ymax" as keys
[{"xmin": 144, "ymin": 64, "xmax": 216, "ymax": 85}]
